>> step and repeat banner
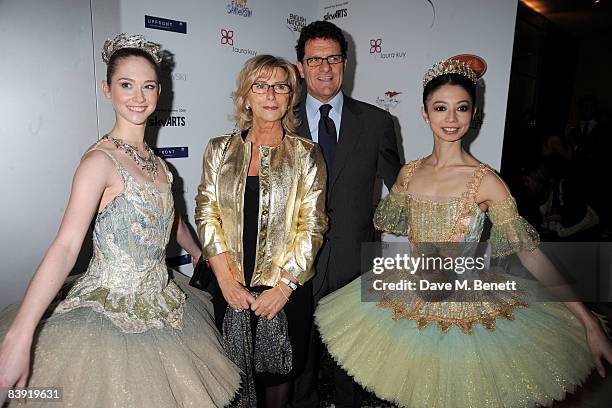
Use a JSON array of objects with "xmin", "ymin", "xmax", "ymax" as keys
[
  {"xmin": 316, "ymin": 0, "xmax": 517, "ymax": 167},
  {"xmin": 92, "ymin": 0, "xmax": 517, "ymax": 268},
  {"xmin": 91, "ymin": 0, "xmax": 316, "ymax": 272},
  {"xmin": 1, "ymin": 0, "xmax": 517, "ymax": 307}
]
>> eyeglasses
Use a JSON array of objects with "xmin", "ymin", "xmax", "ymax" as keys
[
  {"xmin": 251, "ymin": 82, "xmax": 292, "ymax": 94},
  {"xmin": 304, "ymin": 54, "xmax": 345, "ymax": 67}
]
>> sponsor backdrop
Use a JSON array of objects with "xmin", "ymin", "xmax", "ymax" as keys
[
  {"xmin": 1, "ymin": 0, "xmax": 517, "ymax": 308},
  {"xmin": 317, "ymin": 0, "xmax": 518, "ymax": 168}
]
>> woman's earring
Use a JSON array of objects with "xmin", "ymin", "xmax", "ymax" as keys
[{"xmin": 246, "ymin": 104, "xmax": 251, "ymax": 110}]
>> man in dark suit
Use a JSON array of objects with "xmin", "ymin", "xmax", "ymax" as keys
[{"xmin": 291, "ymin": 21, "xmax": 402, "ymax": 408}]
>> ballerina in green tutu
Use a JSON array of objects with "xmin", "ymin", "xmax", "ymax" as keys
[{"xmin": 314, "ymin": 56, "xmax": 612, "ymax": 408}]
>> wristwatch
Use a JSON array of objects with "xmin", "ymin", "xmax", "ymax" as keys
[{"xmin": 280, "ymin": 277, "xmax": 298, "ymax": 291}]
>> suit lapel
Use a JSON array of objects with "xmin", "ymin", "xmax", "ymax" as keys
[
  {"xmin": 297, "ymin": 102, "xmax": 312, "ymax": 140},
  {"xmin": 330, "ymin": 96, "xmax": 362, "ymax": 189}
]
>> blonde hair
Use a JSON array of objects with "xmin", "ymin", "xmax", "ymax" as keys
[{"xmin": 233, "ymin": 55, "xmax": 301, "ymax": 133}]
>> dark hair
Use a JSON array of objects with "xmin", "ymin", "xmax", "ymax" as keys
[
  {"xmin": 106, "ymin": 48, "xmax": 160, "ymax": 83},
  {"xmin": 422, "ymin": 73, "xmax": 476, "ymax": 110},
  {"xmin": 295, "ymin": 20, "xmax": 348, "ymax": 61}
]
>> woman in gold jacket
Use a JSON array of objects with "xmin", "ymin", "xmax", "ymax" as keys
[{"xmin": 195, "ymin": 55, "xmax": 327, "ymax": 407}]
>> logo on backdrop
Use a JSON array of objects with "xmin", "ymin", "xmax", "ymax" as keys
[
  {"xmin": 376, "ymin": 91, "xmax": 402, "ymax": 111},
  {"xmin": 286, "ymin": 13, "xmax": 307, "ymax": 32},
  {"xmin": 323, "ymin": 2, "xmax": 348, "ymax": 21},
  {"xmin": 145, "ymin": 15, "xmax": 187, "ymax": 34},
  {"xmin": 226, "ymin": 0, "xmax": 253, "ymax": 18},
  {"xmin": 148, "ymin": 108, "xmax": 187, "ymax": 127},
  {"xmin": 154, "ymin": 146, "xmax": 189, "ymax": 159},
  {"xmin": 368, "ymin": 38, "xmax": 407, "ymax": 61},
  {"xmin": 370, "ymin": 38, "xmax": 382, "ymax": 54},
  {"xmin": 220, "ymin": 28, "xmax": 258, "ymax": 56},
  {"xmin": 221, "ymin": 29, "xmax": 234, "ymax": 46}
]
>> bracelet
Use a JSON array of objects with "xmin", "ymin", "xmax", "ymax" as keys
[{"xmin": 276, "ymin": 283, "xmax": 290, "ymax": 302}]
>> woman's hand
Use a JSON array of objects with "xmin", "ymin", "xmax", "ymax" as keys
[
  {"xmin": 586, "ymin": 322, "xmax": 612, "ymax": 377},
  {"xmin": 251, "ymin": 286, "xmax": 290, "ymax": 320},
  {"xmin": 0, "ymin": 333, "xmax": 32, "ymax": 400},
  {"xmin": 218, "ymin": 277, "xmax": 255, "ymax": 311}
]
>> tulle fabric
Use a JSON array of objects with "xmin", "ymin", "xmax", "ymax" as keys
[
  {"xmin": 315, "ymin": 277, "xmax": 594, "ymax": 408},
  {"xmin": 0, "ymin": 274, "xmax": 241, "ymax": 407}
]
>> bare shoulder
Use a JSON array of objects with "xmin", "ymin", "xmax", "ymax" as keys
[{"xmin": 478, "ymin": 166, "xmax": 511, "ymax": 205}]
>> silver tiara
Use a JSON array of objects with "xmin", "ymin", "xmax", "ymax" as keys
[{"xmin": 101, "ymin": 33, "xmax": 162, "ymax": 64}]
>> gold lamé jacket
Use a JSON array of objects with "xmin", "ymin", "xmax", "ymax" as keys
[{"xmin": 195, "ymin": 132, "xmax": 328, "ymax": 287}]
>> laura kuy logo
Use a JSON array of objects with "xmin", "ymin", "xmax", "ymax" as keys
[
  {"xmin": 323, "ymin": 2, "xmax": 348, "ymax": 21},
  {"xmin": 226, "ymin": 0, "xmax": 252, "ymax": 18},
  {"xmin": 376, "ymin": 91, "xmax": 402, "ymax": 111},
  {"xmin": 221, "ymin": 28, "xmax": 257, "ymax": 56},
  {"xmin": 369, "ymin": 38, "xmax": 406, "ymax": 60}
]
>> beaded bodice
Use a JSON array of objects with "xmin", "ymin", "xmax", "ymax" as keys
[
  {"xmin": 55, "ymin": 147, "xmax": 186, "ymax": 333},
  {"xmin": 373, "ymin": 159, "xmax": 540, "ymax": 334}
]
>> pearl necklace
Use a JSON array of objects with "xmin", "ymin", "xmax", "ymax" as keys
[{"xmin": 104, "ymin": 135, "xmax": 158, "ymax": 181}]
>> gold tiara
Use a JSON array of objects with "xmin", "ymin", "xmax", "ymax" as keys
[
  {"xmin": 101, "ymin": 33, "xmax": 162, "ymax": 64},
  {"xmin": 422, "ymin": 58, "xmax": 478, "ymax": 88}
]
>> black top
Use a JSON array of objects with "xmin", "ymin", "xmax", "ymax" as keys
[{"xmin": 243, "ymin": 175, "xmax": 259, "ymax": 287}]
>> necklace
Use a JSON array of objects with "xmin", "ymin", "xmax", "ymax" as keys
[{"xmin": 103, "ymin": 134, "xmax": 158, "ymax": 181}]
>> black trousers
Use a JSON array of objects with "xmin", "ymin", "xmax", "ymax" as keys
[{"xmin": 290, "ymin": 253, "xmax": 363, "ymax": 408}]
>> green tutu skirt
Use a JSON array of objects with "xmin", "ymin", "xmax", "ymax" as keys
[{"xmin": 315, "ymin": 276, "xmax": 594, "ymax": 408}]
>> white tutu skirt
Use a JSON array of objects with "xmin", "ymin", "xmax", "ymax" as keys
[
  {"xmin": 315, "ymin": 276, "xmax": 595, "ymax": 408},
  {"xmin": 0, "ymin": 274, "xmax": 241, "ymax": 407}
]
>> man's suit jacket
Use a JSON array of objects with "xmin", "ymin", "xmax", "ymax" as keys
[{"xmin": 297, "ymin": 94, "xmax": 402, "ymax": 298}]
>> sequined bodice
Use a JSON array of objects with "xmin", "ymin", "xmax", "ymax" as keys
[
  {"xmin": 405, "ymin": 194, "xmax": 485, "ymax": 243},
  {"xmin": 373, "ymin": 159, "xmax": 540, "ymax": 334},
  {"xmin": 56, "ymin": 148, "xmax": 186, "ymax": 333}
]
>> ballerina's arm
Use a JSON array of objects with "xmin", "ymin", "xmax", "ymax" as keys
[
  {"xmin": 478, "ymin": 169, "xmax": 612, "ymax": 377},
  {"xmin": 0, "ymin": 149, "xmax": 114, "ymax": 392}
]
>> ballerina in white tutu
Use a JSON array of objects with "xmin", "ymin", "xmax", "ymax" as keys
[
  {"xmin": 0, "ymin": 34, "xmax": 240, "ymax": 407},
  {"xmin": 315, "ymin": 56, "xmax": 612, "ymax": 408}
]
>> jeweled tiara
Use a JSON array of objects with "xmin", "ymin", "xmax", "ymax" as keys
[
  {"xmin": 101, "ymin": 33, "xmax": 162, "ymax": 64},
  {"xmin": 422, "ymin": 56, "xmax": 484, "ymax": 88}
]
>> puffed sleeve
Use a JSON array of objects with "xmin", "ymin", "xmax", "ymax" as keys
[
  {"xmin": 195, "ymin": 137, "xmax": 229, "ymax": 259},
  {"xmin": 280, "ymin": 144, "xmax": 328, "ymax": 284},
  {"xmin": 374, "ymin": 187, "xmax": 410, "ymax": 236},
  {"xmin": 488, "ymin": 196, "xmax": 540, "ymax": 257}
]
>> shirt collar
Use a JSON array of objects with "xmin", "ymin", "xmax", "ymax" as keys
[{"xmin": 306, "ymin": 91, "xmax": 344, "ymax": 119}]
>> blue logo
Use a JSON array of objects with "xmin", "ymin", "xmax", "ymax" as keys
[
  {"xmin": 154, "ymin": 146, "xmax": 188, "ymax": 159},
  {"xmin": 227, "ymin": 1, "xmax": 252, "ymax": 18},
  {"xmin": 145, "ymin": 15, "xmax": 187, "ymax": 34}
]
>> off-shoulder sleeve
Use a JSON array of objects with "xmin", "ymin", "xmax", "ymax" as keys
[
  {"xmin": 488, "ymin": 196, "xmax": 540, "ymax": 257},
  {"xmin": 374, "ymin": 187, "xmax": 410, "ymax": 236}
]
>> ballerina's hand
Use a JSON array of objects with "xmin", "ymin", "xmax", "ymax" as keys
[
  {"xmin": 586, "ymin": 324, "xmax": 612, "ymax": 377},
  {"xmin": 0, "ymin": 335, "xmax": 31, "ymax": 400}
]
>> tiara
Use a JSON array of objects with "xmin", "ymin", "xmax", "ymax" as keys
[
  {"xmin": 101, "ymin": 33, "xmax": 162, "ymax": 64},
  {"xmin": 422, "ymin": 58, "xmax": 479, "ymax": 87}
]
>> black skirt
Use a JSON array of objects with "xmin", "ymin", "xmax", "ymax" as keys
[{"xmin": 209, "ymin": 175, "xmax": 313, "ymax": 386}]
